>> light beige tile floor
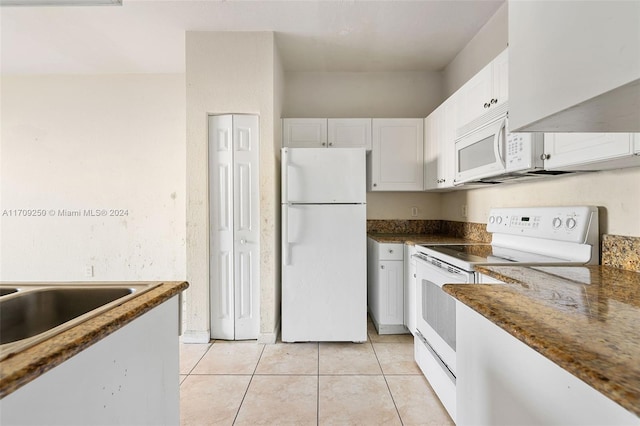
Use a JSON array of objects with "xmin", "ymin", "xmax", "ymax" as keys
[{"xmin": 179, "ymin": 318, "xmax": 454, "ymax": 425}]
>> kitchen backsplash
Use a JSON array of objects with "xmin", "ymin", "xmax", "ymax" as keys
[
  {"xmin": 601, "ymin": 235, "xmax": 640, "ymax": 273},
  {"xmin": 440, "ymin": 220, "xmax": 492, "ymax": 243},
  {"xmin": 367, "ymin": 220, "xmax": 491, "ymax": 243},
  {"xmin": 366, "ymin": 220, "xmax": 441, "ymax": 234}
]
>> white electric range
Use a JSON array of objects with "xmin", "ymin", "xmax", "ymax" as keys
[{"xmin": 412, "ymin": 206, "xmax": 599, "ymax": 423}]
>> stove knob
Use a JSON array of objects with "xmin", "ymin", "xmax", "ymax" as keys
[
  {"xmin": 497, "ymin": 216, "xmax": 503, "ymax": 224},
  {"xmin": 566, "ymin": 217, "xmax": 577, "ymax": 229},
  {"xmin": 552, "ymin": 217, "xmax": 562, "ymax": 229},
  {"xmin": 489, "ymin": 216, "xmax": 495, "ymax": 224}
]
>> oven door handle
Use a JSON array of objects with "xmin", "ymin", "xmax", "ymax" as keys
[
  {"xmin": 416, "ymin": 330, "xmax": 456, "ymax": 383},
  {"xmin": 413, "ymin": 254, "xmax": 470, "ymax": 283}
]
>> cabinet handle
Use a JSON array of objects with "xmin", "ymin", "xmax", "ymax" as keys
[
  {"xmin": 373, "ymin": 183, "xmax": 377, "ymax": 187},
  {"xmin": 413, "ymin": 274, "xmax": 416, "ymax": 278},
  {"xmin": 484, "ymin": 103, "xmax": 490, "ymax": 109},
  {"xmin": 540, "ymin": 153, "xmax": 551, "ymax": 160},
  {"xmin": 381, "ymin": 265, "xmax": 385, "ymax": 269},
  {"xmin": 389, "ymin": 249, "xmax": 393, "ymax": 253},
  {"xmin": 321, "ymin": 142, "xmax": 326, "ymax": 146},
  {"xmin": 491, "ymin": 98, "xmax": 498, "ymax": 105},
  {"xmin": 328, "ymin": 142, "xmax": 333, "ymax": 146}
]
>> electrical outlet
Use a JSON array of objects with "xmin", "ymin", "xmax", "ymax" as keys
[
  {"xmin": 84, "ymin": 265, "xmax": 94, "ymax": 278},
  {"xmin": 461, "ymin": 204, "xmax": 468, "ymax": 218},
  {"xmin": 411, "ymin": 206, "xmax": 418, "ymax": 217}
]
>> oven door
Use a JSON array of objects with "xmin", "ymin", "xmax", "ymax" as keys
[
  {"xmin": 454, "ymin": 115, "xmax": 507, "ymax": 184},
  {"xmin": 415, "ymin": 256, "xmax": 474, "ymax": 377}
]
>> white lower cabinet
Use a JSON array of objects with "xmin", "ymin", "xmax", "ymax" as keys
[
  {"xmin": 456, "ymin": 302, "xmax": 638, "ymax": 425},
  {"xmin": 367, "ymin": 238, "xmax": 407, "ymax": 334},
  {"xmin": 543, "ymin": 132, "xmax": 640, "ymax": 171},
  {"xmin": 0, "ymin": 298, "xmax": 180, "ymax": 425}
]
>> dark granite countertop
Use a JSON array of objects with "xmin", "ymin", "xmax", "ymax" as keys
[
  {"xmin": 0, "ymin": 281, "xmax": 188, "ymax": 398},
  {"xmin": 444, "ymin": 265, "xmax": 640, "ymax": 417},
  {"xmin": 367, "ymin": 232, "xmax": 481, "ymax": 245}
]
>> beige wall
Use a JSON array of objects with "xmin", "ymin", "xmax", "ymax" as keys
[
  {"xmin": 283, "ymin": 71, "xmax": 443, "ymax": 219},
  {"xmin": 441, "ymin": 168, "xmax": 640, "ymax": 236},
  {"xmin": 185, "ymin": 32, "xmax": 279, "ymax": 343},
  {"xmin": 367, "ymin": 192, "xmax": 441, "ymax": 220},
  {"xmin": 0, "ymin": 74, "xmax": 186, "ymax": 281},
  {"xmin": 284, "ymin": 71, "xmax": 443, "ymax": 118},
  {"xmin": 272, "ymin": 41, "xmax": 285, "ymax": 339},
  {"xmin": 439, "ymin": 2, "xmax": 640, "ymax": 237},
  {"xmin": 442, "ymin": 2, "xmax": 508, "ymax": 98}
]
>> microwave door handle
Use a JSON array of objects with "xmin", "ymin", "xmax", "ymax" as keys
[{"xmin": 494, "ymin": 118, "xmax": 507, "ymax": 168}]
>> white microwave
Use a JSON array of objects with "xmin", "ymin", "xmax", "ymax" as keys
[{"xmin": 454, "ymin": 114, "xmax": 549, "ymax": 185}]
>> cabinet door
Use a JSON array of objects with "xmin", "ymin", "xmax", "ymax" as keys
[
  {"xmin": 378, "ymin": 260, "xmax": 404, "ymax": 326},
  {"xmin": 456, "ymin": 64, "xmax": 493, "ymax": 129},
  {"xmin": 491, "ymin": 49, "xmax": 509, "ymax": 112},
  {"xmin": 328, "ymin": 119, "xmax": 372, "ymax": 150},
  {"xmin": 282, "ymin": 118, "xmax": 327, "ymax": 148},
  {"xmin": 456, "ymin": 49, "xmax": 508, "ymax": 132},
  {"xmin": 543, "ymin": 133, "xmax": 637, "ymax": 171},
  {"xmin": 369, "ymin": 118, "xmax": 424, "ymax": 191},
  {"xmin": 425, "ymin": 99, "xmax": 456, "ymax": 191},
  {"xmin": 439, "ymin": 98, "xmax": 457, "ymax": 188},
  {"xmin": 424, "ymin": 109, "xmax": 441, "ymax": 191}
]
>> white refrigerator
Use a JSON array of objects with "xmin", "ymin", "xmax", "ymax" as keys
[{"xmin": 281, "ymin": 147, "xmax": 367, "ymax": 342}]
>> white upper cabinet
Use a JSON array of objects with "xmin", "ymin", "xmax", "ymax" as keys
[
  {"xmin": 508, "ymin": 1, "xmax": 640, "ymax": 132},
  {"xmin": 457, "ymin": 49, "xmax": 508, "ymax": 132},
  {"xmin": 543, "ymin": 133, "xmax": 640, "ymax": 171},
  {"xmin": 424, "ymin": 97, "xmax": 456, "ymax": 190},
  {"xmin": 282, "ymin": 118, "xmax": 371, "ymax": 149},
  {"xmin": 282, "ymin": 119, "xmax": 327, "ymax": 148},
  {"xmin": 328, "ymin": 119, "xmax": 372, "ymax": 149},
  {"xmin": 368, "ymin": 118, "xmax": 424, "ymax": 191}
]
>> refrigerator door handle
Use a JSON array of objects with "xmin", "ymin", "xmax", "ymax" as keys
[
  {"xmin": 283, "ymin": 204, "xmax": 290, "ymax": 266},
  {"xmin": 282, "ymin": 148, "xmax": 289, "ymax": 203}
]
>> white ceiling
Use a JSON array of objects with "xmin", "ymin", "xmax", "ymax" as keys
[{"xmin": 0, "ymin": 0, "xmax": 504, "ymax": 74}]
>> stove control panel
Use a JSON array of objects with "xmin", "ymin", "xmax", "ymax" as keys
[{"xmin": 486, "ymin": 206, "xmax": 598, "ymax": 244}]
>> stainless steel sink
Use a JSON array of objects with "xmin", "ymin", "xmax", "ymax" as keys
[
  {"xmin": 0, "ymin": 288, "xmax": 18, "ymax": 297},
  {"xmin": 0, "ymin": 283, "xmax": 159, "ymax": 360}
]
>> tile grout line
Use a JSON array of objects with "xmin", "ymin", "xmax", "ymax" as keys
[
  {"xmin": 371, "ymin": 339, "xmax": 405, "ymax": 426},
  {"xmin": 231, "ymin": 343, "xmax": 267, "ymax": 425},
  {"xmin": 182, "ymin": 340, "xmax": 215, "ymax": 377},
  {"xmin": 317, "ymin": 342, "xmax": 320, "ymax": 426}
]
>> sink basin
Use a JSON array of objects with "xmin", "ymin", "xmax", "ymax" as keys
[
  {"xmin": 1, "ymin": 287, "xmax": 133, "ymax": 345},
  {"xmin": 0, "ymin": 288, "xmax": 18, "ymax": 297},
  {"xmin": 0, "ymin": 283, "xmax": 159, "ymax": 359}
]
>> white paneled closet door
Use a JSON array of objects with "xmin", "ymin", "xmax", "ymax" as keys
[{"xmin": 209, "ymin": 115, "xmax": 260, "ymax": 340}]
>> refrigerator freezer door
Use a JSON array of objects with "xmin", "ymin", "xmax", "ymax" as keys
[
  {"xmin": 282, "ymin": 147, "xmax": 366, "ymax": 204},
  {"xmin": 282, "ymin": 203, "xmax": 367, "ymax": 342}
]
